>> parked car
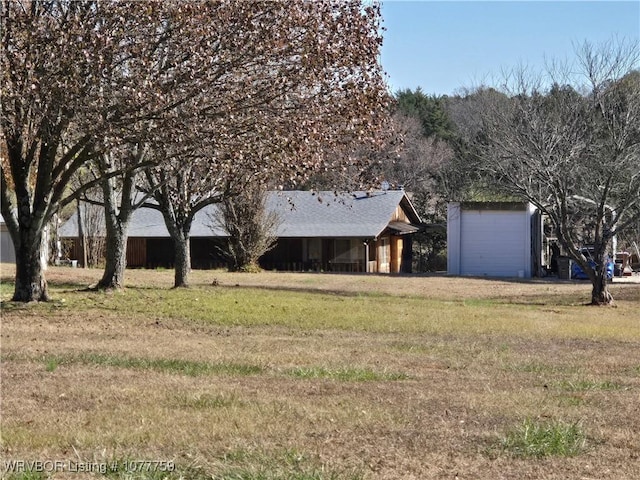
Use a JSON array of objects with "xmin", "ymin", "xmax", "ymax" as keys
[{"xmin": 571, "ymin": 247, "xmax": 614, "ymax": 280}]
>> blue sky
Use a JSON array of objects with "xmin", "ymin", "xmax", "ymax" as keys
[{"xmin": 381, "ymin": 1, "xmax": 640, "ymax": 96}]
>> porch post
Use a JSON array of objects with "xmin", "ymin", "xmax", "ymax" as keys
[{"xmin": 364, "ymin": 239, "xmax": 369, "ymax": 273}]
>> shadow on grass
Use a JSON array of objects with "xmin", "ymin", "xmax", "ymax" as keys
[
  {"xmin": 0, "ymin": 280, "xmax": 596, "ymax": 311},
  {"xmin": 210, "ymin": 283, "xmax": 602, "ymax": 308},
  {"xmin": 4, "ymin": 269, "xmax": 635, "ymax": 308}
]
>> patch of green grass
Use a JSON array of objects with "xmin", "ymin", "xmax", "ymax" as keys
[
  {"xmin": 4, "ymin": 272, "xmax": 640, "ymax": 341},
  {"xmin": 503, "ymin": 362, "xmax": 576, "ymax": 374},
  {"xmin": 0, "ymin": 282, "xmax": 557, "ymax": 336},
  {"xmin": 0, "ymin": 297, "xmax": 68, "ymax": 314},
  {"xmin": 45, "ymin": 358, "xmax": 58, "ymax": 372},
  {"xmin": 554, "ymin": 380, "xmax": 624, "ymax": 392},
  {"xmin": 0, "ymin": 281, "xmax": 15, "ymax": 297},
  {"xmin": 43, "ymin": 353, "xmax": 263, "ymax": 377},
  {"xmin": 500, "ymin": 418, "xmax": 586, "ymax": 457},
  {"xmin": 462, "ymin": 298, "xmax": 500, "ymax": 307},
  {"xmin": 285, "ymin": 366, "xmax": 409, "ymax": 382}
]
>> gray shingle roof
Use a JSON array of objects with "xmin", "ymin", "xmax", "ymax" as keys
[
  {"xmin": 268, "ymin": 190, "xmax": 418, "ymax": 238},
  {"xmin": 60, "ymin": 190, "xmax": 420, "ymax": 239}
]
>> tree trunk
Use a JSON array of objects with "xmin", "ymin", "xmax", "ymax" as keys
[
  {"xmin": 97, "ymin": 221, "xmax": 128, "ymax": 290},
  {"xmin": 76, "ymin": 199, "xmax": 88, "ymax": 268},
  {"xmin": 173, "ymin": 231, "xmax": 191, "ymax": 288},
  {"xmin": 151, "ymin": 169, "xmax": 194, "ymax": 288},
  {"xmin": 591, "ymin": 276, "xmax": 612, "ymax": 305},
  {"xmin": 156, "ymin": 194, "xmax": 193, "ymax": 288},
  {"xmin": 13, "ymin": 230, "xmax": 49, "ymax": 302},
  {"xmin": 587, "ymin": 244, "xmax": 614, "ymax": 305},
  {"xmin": 95, "ymin": 163, "xmax": 137, "ymax": 290},
  {"xmin": 591, "ymin": 263, "xmax": 613, "ymax": 306}
]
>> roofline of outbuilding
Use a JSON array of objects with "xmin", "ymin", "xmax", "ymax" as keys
[{"xmin": 459, "ymin": 201, "xmax": 529, "ymax": 211}]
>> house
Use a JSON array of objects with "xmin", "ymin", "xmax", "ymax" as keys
[
  {"xmin": 260, "ymin": 190, "xmax": 421, "ymax": 273},
  {"xmin": 447, "ymin": 202, "xmax": 543, "ymax": 278},
  {"xmin": 59, "ymin": 190, "xmax": 422, "ymax": 274}
]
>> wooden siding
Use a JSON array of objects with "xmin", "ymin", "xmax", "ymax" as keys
[
  {"xmin": 65, "ymin": 238, "xmax": 82, "ymax": 265},
  {"xmin": 56, "ymin": 236, "xmax": 409, "ymax": 274},
  {"xmin": 391, "ymin": 205, "xmax": 408, "ymax": 222},
  {"xmin": 126, "ymin": 238, "xmax": 146, "ymax": 267}
]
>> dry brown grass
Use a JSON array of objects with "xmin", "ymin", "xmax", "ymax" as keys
[{"xmin": 1, "ymin": 264, "xmax": 639, "ymax": 479}]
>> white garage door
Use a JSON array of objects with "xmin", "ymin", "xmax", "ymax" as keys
[{"xmin": 460, "ymin": 210, "xmax": 528, "ymax": 277}]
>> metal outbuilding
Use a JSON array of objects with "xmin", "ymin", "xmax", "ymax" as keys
[{"xmin": 447, "ymin": 202, "xmax": 540, "ymax": 278}]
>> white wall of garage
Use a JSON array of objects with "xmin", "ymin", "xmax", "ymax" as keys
[{"xmin": 447, "ymin": 202, "xmax": 536, "ymax": 278}]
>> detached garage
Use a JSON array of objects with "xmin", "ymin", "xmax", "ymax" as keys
[{"xmin": 447, "ymin": 202, "xmax": 539, "ymax": 278}]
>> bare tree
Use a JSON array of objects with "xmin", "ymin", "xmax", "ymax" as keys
[
  {"xmin": 441, "ymin": 89, "xmax": 501, "ymax": 202},
  {"xmin": 381, "ymin": 113, "xmax": 453, "ymax": 202},
  {"xmin": 472, "ymin": 40, "xmax": 640, "ymax": 305},
  {"xmin": 212, "ymin": 187, "xmax": 280, "ymax": 272}
]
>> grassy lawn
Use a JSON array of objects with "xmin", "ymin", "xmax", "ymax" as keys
[{"xmin": 1, "ymin": 265, "xmax": 639, "ymax": 479}]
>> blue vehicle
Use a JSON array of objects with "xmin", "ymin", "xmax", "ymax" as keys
[{"xmin": 571, "ymin": 247, "xmax": 614, "ymax": 280}]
